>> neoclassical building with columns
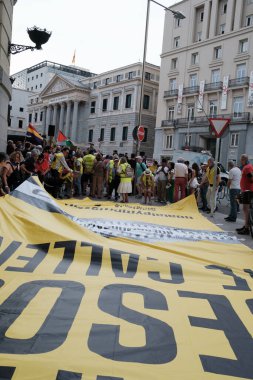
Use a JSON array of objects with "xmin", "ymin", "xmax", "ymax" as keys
[{"xmin": 14, "ymin": 61, "xmax": 160, "ymax": 157}]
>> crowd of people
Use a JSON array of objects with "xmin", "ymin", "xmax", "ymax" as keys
[{"xmin": 0, "ymin": 140, "xmax": 253, "ymax": 235}]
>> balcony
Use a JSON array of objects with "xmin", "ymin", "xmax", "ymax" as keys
[
  {"xmin": 204, "ymin": 81, "xmax": 223, "ymax": 91},
  {"xmin": 164, "ymin": 89, "xmax": 178, "ymax": 98},
  {"xmin": 183, "ymin": 86, "xmax": 199, "ymax": 95},
  {"xmin": 229, "ymin": 77, "xmax": 249, "ymax": 87},
  {"xmin": 161, "ymin": 112, "xmax": 251, "ymax": 127}
]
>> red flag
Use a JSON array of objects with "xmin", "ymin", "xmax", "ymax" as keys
[{"xmin": 57, "ymin": 130, "xmax": 67, "ymax": 142}]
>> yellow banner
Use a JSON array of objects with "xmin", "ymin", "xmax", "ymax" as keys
[{"xmin": 0, "ymin": 177, "xmax": 252, "ymax": 380}]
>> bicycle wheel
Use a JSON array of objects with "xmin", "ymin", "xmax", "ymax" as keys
[{"xmin": 249, "ymin": 207, "xmax": 253, "ymax": 238}]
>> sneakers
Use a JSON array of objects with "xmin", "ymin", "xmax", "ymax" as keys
[
  {"xmin": 224, "ymin": 217, "xmax": 236, "ymax": 222},
  {"xmin": 237, "ymin": 226, "xmax": 250, "ymax": 235}
]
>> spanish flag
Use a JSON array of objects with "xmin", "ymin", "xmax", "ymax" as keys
[{"xmin": 26, "ymin": 123, "xmax": 44, "ymax": 145}]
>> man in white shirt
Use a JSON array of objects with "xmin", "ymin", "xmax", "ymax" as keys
[
  {"xmin": 174, "ymin": 158, "xmax": 188, "ymax": 202},
  {"xmin": 224, "ymin": 161, "xmax": 241, "ymax": 222}
]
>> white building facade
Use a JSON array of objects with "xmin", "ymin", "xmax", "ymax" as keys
[
  {"xmin": 25, "ymin": 62, "xmax": 160, "ymax": 157},
  {"xmin": 154, "ymin": 0, "xmax": 253, "ymax": 164}
]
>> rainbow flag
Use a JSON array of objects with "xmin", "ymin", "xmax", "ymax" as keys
[{"xmin": 26, "ymin": 123, "xmax": 44, "ymax": 145}]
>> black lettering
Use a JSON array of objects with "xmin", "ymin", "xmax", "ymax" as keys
[
  {"xmin": 56, "ymin": 370, "xmax": 82, "ymax": 379},
  {"xmin": 110, "ymin": 249, "xmax": 139, "ymax": 278},
  {"xmin": 0, "ymin": 238, "xmax": 22, "ymax": 266},
  {"xmin": 206, "ymin": 265, "xmax": 250, "ymax": 291},
  {"xmin": 246, "ymin": 298, "xmax": 253, "ymax": 314},
  {"xmin": 88, "ymin": 284, "xmax": 176, "ymax": 364},
  {"xmin": 83, "ymin": 243, "xmax": 103, "ymax": 276},
  {"xmin": 0, "ymin": 366, "xmax": 16, "ymax": 379},
  {"xmin": 244, "ymin": 269, "xmax": 253, "ymax": 278},
  {"xmin": 148, "ymin": 259, "xmax": 184, "ymax": 284},
  {"xmin": 6, "ymin": 243, "xmax": 50, "ymax": 273},
  {"xmin": 0, "ymin": 280, "xmax": 84, "ymax": 354},
  {"xmin": 179, "ymin": 290, "xmax": 253, "ymax": 378},
  {"xmin": 54, "ymin": 241, "xmax": 76, "ymax": 274}
]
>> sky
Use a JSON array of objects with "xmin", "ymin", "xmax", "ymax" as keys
[{"xmin": 10, "ymin": 0, "xmax": 177, "ymax": 75}]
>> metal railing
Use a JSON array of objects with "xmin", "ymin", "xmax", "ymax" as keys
[
  {"xmin": 164, "ymin": 89, "xmax": 178, "ymax": 98},
  {"xmin": 229, "ymin": 77, "xmax": 249, "ymax": 87}
]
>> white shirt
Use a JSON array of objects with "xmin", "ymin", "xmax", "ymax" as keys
[
  {"xmin": 229, "ymin": 167, "xmax": 241, "ymax": 189},
  {"xmin": 174, "ymin": 162, "xmax": 188, "ymax": 178}
]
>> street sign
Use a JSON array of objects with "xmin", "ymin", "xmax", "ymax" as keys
[
  {"xmin": 208, "ymin": 118, "xmax": 230, "ymax": 138},
  {"xmin": 137, "ymin": 125, "xmax": 145, "ymax": 142}
]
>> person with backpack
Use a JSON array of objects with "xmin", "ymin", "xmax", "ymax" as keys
[
  {"xmin": 117, "ymin": 156, "xmax": 132, "ymax": 203},
  {"xmin": 1, "ymin": 150, "xmax": 24, "ymax": 192}
]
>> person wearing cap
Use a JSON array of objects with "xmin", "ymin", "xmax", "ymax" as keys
[
  {"xmin": 106, "ymin": 155, "xmax": 120, "ymax": 201},
  {"xmin": 141, "ymin": 169, "xmax": 155, "ymax": 204}
]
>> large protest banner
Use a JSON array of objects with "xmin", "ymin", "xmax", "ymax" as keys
[{"xmin": 0, "ymin": 177, "xmax": 253, "ymax": 380}]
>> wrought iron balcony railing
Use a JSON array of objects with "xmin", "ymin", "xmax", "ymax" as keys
[
  {"xmin": 164, "ymin": 89, "xmax": 178, "ymax": 98},
  {"xmin": 229, "ymin": 77, "xmax": 249, "ymax": 87}
]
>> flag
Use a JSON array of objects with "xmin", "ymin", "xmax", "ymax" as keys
[
  {"xmin": 72, "ymin": 49, "xmax": 76, "ymax": 65},
  {"xmin": 57, "ymin": 130, "xmax": 67, "ymax": 142},
  {"xmin": 26, "ymin": 123, "xmax": 43, "ymax": 145}
]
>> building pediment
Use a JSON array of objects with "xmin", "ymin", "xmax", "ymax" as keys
[{"xmin": 41, "ymin": 75, "xmax": 75, "ymax": 97}]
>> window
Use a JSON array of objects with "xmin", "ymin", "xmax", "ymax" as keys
[
  {"xmin": 145, "ymin": 72, "xmax": 151, "ymax": 80},
  {"xmin": 102, "ymin": 98, "xmax": 108, "ymax": 111},
  {"xmin": 174, "ymin": 37, "xmax": 180, "ymax": 48},
  {"xmin": 40, "ymin": 111, "xmax": 43, "ymax": 122},
  {"xmin": 239, "ymin": 39, "xmax": 248, "ymax": 53},
  {"xmin": 209, "ymin": 100, "xmax": 218, "ymax": 116},
  {"xmin": 29, "ymin": 113, "xmax": 32, "ymax": 122},
  {"xmin": 196, "ymin": 32, "xmax": 202, "ymax": 42},
  {"xmin": 34, "ymin": 112, "xmax": 38, "ymax": 122},
  {"xmin": 28, "ymin": 78, "xmax": 30, "ymax": 82},
  {"xmin": 125, "ymin": 94, "xmax": 132, "ymax": 108},
  {"xmin": 40, "ymin": 84, "xmax": 42, "ymax": 88},
  {"xmin": 41, "ymin": 73, "xmax": 43, "ymax": 77},
  {"xmin": 230, "ymin": 133, "xmax": 239, "ymax": 147},
  {"xmin": 184, "ymin": 134, "xmax": 192, "ymax": 146},
  {"xmin": 105, "ymin": 77, "xmax": 110, "ymax": 85},
  {"xmin": 35, "ymin": 85, "xmax": 38, "ymax": 89},
  {"xmin": 165, "ymin": 135, "xmax": 173, "ymax": 149},
  {"xmin": 32, "ymin": 77, "xmax": 34, "ymax": 80},
  {"xmin": 233, "ymin": 96, "xmax": 244, "ymax": 117},
  {"xmin": 143, "ymin": 95, "xmax": 150, "ymax": 110},
  {"xmin": 110, "ymin": 127, "xmax": 116, "ymax": 141},
  {"xmin": 191, "ymin": 53, "xmax": 199, "ymax": 65},
  {"xmin": 175, "ymin": 17, "xmax": 181, "ymax": 28},
  {"xmin": 200, "ymin": 11, "xmax": 204, "ymax": 22},
  {"xmin": 18, "ymin": 120, "xmax": 23, "ymax": 129},
  {"xmin": 116, "ymin": 74, "xmax": 121, "ymax": 82},
  {"xmin": 90, "ymin": 100, "xmax": 96, "ymax": 114},
  {"xmin": 169, "ymin": 78, "xmax": 177, "ymax": 90},
  {"xmin": 100, "ymin": 128, "xmax": 104, "ymax": 142},
  {"xmin": 168, "ymin": 106, "xmax": 175, "ymax": 121},
  {"xmin": 88, "ymin": 129, "xmax": 93, "ymax": 143},
  {"xmin": 211, "ymin": 69, "xmax": 220, "ymax": 83},
  {"xmin": 246, "ymin": 15, "xmax": 253, "ymax": 26},
  {"xmin": 171, "ymin": 58, "xmax": 177, "ymax": 70},
  {"xmin": 122, "ymin": 126, "xmax": 128, "ymax": 141},
  {"xmin": 36, "ymin": 75, "xmax": 38, "ymax": 79},
  {"xmin": 189, "ymin": 74, "xmax": 197, "ymax": 87},
  {"xmin": 93, "ymin": 82, "xmax": 97, "ymax": 89},
  {"xmin": 19, "ymin": 107, "xmax": 24, "ymax": 112},
  {"xmin": 236, "ymin": 63, "xmax": 246, "ymax": 78},
  {"xmin": 187, "ymin": 105, "xmax": 195, "ymax": 121},
  {"xmin": 128, "ymin": 71, "xmax": 133, "ymax": 79},
  {"xmin": 31, "ymin": 87, "xmax": 33, "ymax": 90},
  {"xmin": 222, "ymin": 3, "xmax": 227, "ymax": 14},
  {"xmin": 113, "ymin": 96, "xmax": 119, "ymax": 110},
  {"xmin": 214, "ymin": 46, "xmax": 222, "ymax": 59},
  {"xmin": 220, "ymin": 24, "xmax": 225, "ymax": 34}
]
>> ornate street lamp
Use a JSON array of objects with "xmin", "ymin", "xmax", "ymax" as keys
[{"xmin": 8, "ymin": 26, "xmax": 52, "ymax": 55}]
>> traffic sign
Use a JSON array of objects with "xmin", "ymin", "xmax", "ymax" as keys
[
  {"xmin": 208, "ymin": 118, "xmax": 230, "ymax": 138},
  {"xmin": 137, "ymin": 125, "xmax": 145, "ymax": 142}
]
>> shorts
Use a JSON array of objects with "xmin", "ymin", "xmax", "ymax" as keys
[{"xmin": 238, "ymin": 191, "xmax": 253, "ymax": 205}]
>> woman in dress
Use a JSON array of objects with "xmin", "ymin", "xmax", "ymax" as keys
[{"xmin": 117, "ymin": 157, "xmax": 132, "ymax": 203}]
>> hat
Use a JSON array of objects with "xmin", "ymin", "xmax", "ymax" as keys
[
  {"xmin": 113, "ymin": 154, "xmax": 119, "ymax": 160},
  {"xmin": 136, "ymin": 156, "xmax": 142, "ymax": 160},
  {"xmin": 145, "ymin": 169, "xmax": 151, "ymax": 175}
]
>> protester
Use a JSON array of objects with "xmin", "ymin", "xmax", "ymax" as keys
[
  {"xmin": 73, "ymin": 151, "xmax": 83, "ymax": 197},
  {"xmin": 199, "ymin": 162, "xmax": 209, "ymax": 211},
  {"xmin": 156, "ymin": 158, "xmax": 169, "ymax": 204},
  {"xmin": 21, "ymin": 149, "xmax": 40, "ymax": 180},
  {"xmin": 1, "ymin": 151, "xmax": 24, "ymax": 192},
  {"xmin": 107, "ymin": 155, "xmax": 120, "ymax": 201},
  {"xmin": 236, "ymin": 154, "xmax": 253, "ymax": 235},
  {"xmin": 0, "ymin": 152, "xmax": 8, "ymax": 196},
  {"xmin": 188, "ymin": 162, "xmax": 200, "ymax": 197},
  {"xmin": 92, "ymin": 153, "xmax": 105, "ymax": 199},
  {"xmin": 224, "ymin": 161, "xmax": 241, "ymax": 222},
  {"xmin": 141, "ymin": 169, "xmax": 155, "ymax": 204},
  {"xmin": 82, "ymin": 149, "xmax": 95, "ymax": 196},
  {"xmin": 205, "ymin": 158, "xmax": 221, "ymax": 214},
  {"xmin": 174, "ymin": 158, "xmax": 188, "ymax": 202},
  {"xmin": 117, "ymin": 156, "xmax": 132, "ymax": 203},
  {"xmin": 135, "ymin": 156, "xmax": 146, "ymax": 198}
]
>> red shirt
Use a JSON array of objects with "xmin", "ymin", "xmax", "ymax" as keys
[{"xmin": 240, "ymin": 163, "xmax": 253, "ymax": 191}]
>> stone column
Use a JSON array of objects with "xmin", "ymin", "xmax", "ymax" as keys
[
  {"xmin": 71, "ymin": 100, "xmax": 79, "ymax": 141},
  {"xmin": 225, "ymin": 0, "xmax": 236, "ymax": 33},
  {"xmin": 52, "ymin": 104, "xmax": 58, "ymax": 127},
  {"xmin": 209, "ymin": 0, "xmax": 219, "ymax": 38},
  {"xmin": 202, "ymin": 1, "xmax": 211, "ymax": 39},
  {"xmin": 42, "ymin": 106, "xmax": 47, "ymax": 135},
  {"xmin": 59, "ymin": 103, "xmax": 65, "ymax": 133},
  {"xmin": 45, "ymin": 106, "xmax": 52, "ymax": 136},
  {"xmin": 234, "ymin": 0, "xmax": 243, "ymax": 31},
  {"xmin": 65, "ymin": 101, "xmax": 72, "ymax": 138}
]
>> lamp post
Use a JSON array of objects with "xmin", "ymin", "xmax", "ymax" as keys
[
  {"xmin": 8, "ymin": 26, "xmax": 51, "ymax": 55},
  {"xmin": 137, "ymin": 0, "xmax": 185, "ymax": 154}
]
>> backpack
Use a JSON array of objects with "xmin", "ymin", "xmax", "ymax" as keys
[{"xmin": 125, "ymin": 165, "xmax": 134, "ymax": 178}]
